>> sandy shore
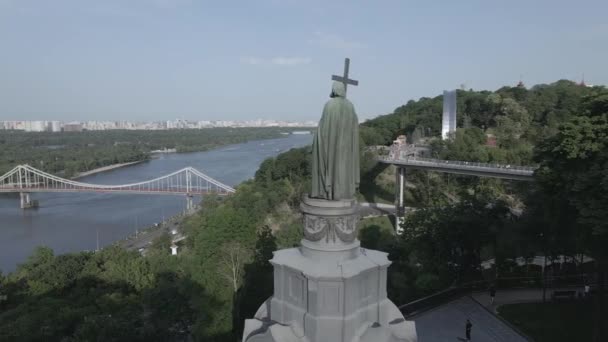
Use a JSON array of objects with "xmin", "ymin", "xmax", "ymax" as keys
[{"xmin": 72, "ymin": 160, "xmax": 144, "ymax": 179}]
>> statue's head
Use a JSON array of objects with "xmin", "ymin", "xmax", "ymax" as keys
[{"xmin": 330, "ymin": 81, "xmax": 346, "ymax": 98}]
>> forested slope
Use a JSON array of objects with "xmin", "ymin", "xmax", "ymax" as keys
[
  {"xmin": 0, "ymin": 127, "xmax": 296, "ymax": 177},
  {"xmin": 2, "ymin": 80, "xmax": 607, "ymax": 340}
]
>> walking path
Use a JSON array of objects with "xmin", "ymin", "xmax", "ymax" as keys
[
  {"xmin": 411, "ymin": 296, "xmax": 528, "ymax": 341},
  {"xmin": 472, "ymin": 287, "xmax": 579, "ymax": 313},
  {"xmin": 359, "ymin": 201, "xmax": 421, "ymax": 217},
  {"xmin": 359, "ymin": 202, "xmax": 398, "ymax": 217}
]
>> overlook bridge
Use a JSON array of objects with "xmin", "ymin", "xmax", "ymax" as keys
[
  {"xmin": 379, "ymin": 153, "xmax": 538, "ymax": 234},
  {"xmin": 379, "ymin": 156, "xmax": 536, "ymax": 181},
  {"xmin": 0, "ymin": 164, "xmax": 236, "ymax": 209}
]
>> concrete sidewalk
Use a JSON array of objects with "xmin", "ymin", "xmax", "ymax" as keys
[
  {"xmin": 472, "ymin": 287, "xmax": 582, "ymax": 313},
  {"xmin": 412, "ymin": 296, "xmax": 528, "ymax": 342}
]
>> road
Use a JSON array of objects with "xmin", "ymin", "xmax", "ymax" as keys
[{"xmin": 119, "ymin": 213, "xmax": 186, "ymax": 251}]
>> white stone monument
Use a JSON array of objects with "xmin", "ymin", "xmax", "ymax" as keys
[{"xmin": 242, "ymin": 59, "xmax": 417, "ymax": 342}]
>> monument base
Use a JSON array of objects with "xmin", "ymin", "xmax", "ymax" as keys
[
  {"xmin": 242, "ymin": 247, "xmax": 417, "ymax": 342},
  {"xmin": 242, "ymin": 197, "xmax": 416, "ymax": 342}
]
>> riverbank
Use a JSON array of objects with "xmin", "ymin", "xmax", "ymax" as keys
[
  {"xmin": 118, "ymin": 210, "xmax": 188, "ymax": 252},
  {"xmin": 0, "ymin": 134, "xmax": 313, "ymax": 273},
  {"xmin": 72, "ymin": 160, "xmax": 145, "ymax": 179},
  {"xmin": 69, "ymin": 132, "xmax": 299, "ymax": 179}
]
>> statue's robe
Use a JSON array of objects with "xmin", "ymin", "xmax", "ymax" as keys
[{"xmin": 311, "ymin": 82, "xmax": 360, "ymax": 200}]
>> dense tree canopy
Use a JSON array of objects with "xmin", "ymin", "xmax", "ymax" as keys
[
  {"xmin": 2, "ymin": 80, "xmax": 606, "ymax": 340},
  {"xmin": 0, "ymin": 144, "xmax": 313, "ymax": 341},
  {"xmin": 533, "ymin": 88, "xmax": 608, "ymax": 342},
  {"xmin": 361, "ymin": 80, "xmax": 596, "ymax": 154},
  {"xmin": 0, "ymin": 127, "xmax": 301, "ymax": 176}
]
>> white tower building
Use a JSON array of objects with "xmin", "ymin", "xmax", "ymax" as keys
[{"xmin": 441, "ymin": 90, "xmax": 457, "ymax": 140}]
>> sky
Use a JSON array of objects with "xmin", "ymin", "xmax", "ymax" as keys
[{"xmin": 1, "ymin": 0, "xmax": 607, "ymax": 122}]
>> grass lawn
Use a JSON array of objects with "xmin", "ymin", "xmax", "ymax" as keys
[{"xmin": 498, "ymin": 301, "xmax": 605, "ymax": 342}]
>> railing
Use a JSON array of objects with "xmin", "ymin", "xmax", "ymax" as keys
[
  {"xmin": 397, "ymin": 274, "xmax": 596, "ymax": 318},
  {"xmin": 398, "ymin": 286, "xmax": 474, "ymax": 318},
  {"xmin": 380, "ymin": 155, "xmax": 537, "ymax": 176},
  {"xmin": 0, "ymin": 164, "xmax": 236, "ymax": 195}
]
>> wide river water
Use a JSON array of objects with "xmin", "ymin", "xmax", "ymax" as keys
[{"xmin": 0, "ymin": 134, "xmax": 312, "ymax": 273}]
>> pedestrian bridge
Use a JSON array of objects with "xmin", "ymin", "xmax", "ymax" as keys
[
  {"xmin": 0, "ymin": 164, "xmax": 235, "ymax": 208},
  {"xmin": 379, "ymin": 156, "xmax": 537, "ymax": 181},
  {"xmin": 379, "ymin": 154, "xmax": 537, "ymax": 234}
]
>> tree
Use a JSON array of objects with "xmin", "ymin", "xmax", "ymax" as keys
[
  {"xmin": 218, "ymin": 241, "xmax": 251, "ymax": 293},
  {"xmin": 234, "ymin": 226, "xmax": 277, "ymax": 335},
  {"xmin": 410, "ymin": 126, "xmax": 424, "ymax": 144},
  {"xmin": 402, "ymin": 190, "xmax": 512, "ymax": 285},
  {"xmin": 433, "ymin": 127, "xmax": 489, "ymax": 162},
  {"xmin": 535, "ymin": 89, "xmax": 608, "ymax": 342},
  {"xmin": 149, "ymin": 232, "xmax": 172, "ymax": 255},
  {"xmin": 494, "ymin": 97, "xmax": 532, "ymax": 147}
]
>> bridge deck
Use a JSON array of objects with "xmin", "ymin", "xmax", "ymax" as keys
[
  {"xmin": 0, "ymin": 165, "xmax": 236, "ymax": 196},
  {"xmin": 379, "ymin": 157, "xmax": 536, "ymax": 181},
  {"xmin": 0, "ymin": 188, "xmax": 230, "ymax": 195}
]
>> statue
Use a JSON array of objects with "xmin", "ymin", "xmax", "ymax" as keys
[
  {"xmin": 242, "ymin": 58, "xmax": 417, "ymax": 342},
  {"xmin": 311, "ymin": 81, "xmax": 360, "ymax": 200}
]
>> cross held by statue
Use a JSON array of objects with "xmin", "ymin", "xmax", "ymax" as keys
[{"xmin": 332, "ymin": 58, "xmax": 359, "ymax": 96}]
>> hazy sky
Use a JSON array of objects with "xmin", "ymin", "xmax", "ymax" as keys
[{"xmin": 1, "ymin": 0, "xmax": 607, "ymax": 122}]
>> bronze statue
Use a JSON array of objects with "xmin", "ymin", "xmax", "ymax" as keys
[{"xmin": 311, "ymin": 81, "xmax": 360, "ymax": 200}]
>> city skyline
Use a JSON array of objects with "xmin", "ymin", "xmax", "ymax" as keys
[
  {"xmin": 0, "ymin": 118, "xmax": 318, "ymax": 132},
  {"xmin": 1, "ymin": 0, "xmax": 607, "ymax": 122}
]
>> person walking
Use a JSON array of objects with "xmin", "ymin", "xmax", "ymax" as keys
[
  {"xmin": 490, "ymin": 285, "xmax": 496, "ymax": 305},
  {"xmin": 584, "ymin": 283, "xmax": 590, "ymax": 299},
  {"xmin": 466, "ymin": 319, "xmax": 473, "ymax": 341}
]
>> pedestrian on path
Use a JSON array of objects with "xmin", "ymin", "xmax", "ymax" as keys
[
  {"xmin": 490, "ymin": 285, "xmax": 496, "ymax": 305},
  {"xmin": 584, "ymin": 283, "xmax": 590, "ymax": 299},
  {"xmin": 466, "ymin": 319, "xmax": 473, "ymax": 341}
]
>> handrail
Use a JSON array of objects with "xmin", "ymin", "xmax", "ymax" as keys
[
  {"xmin": 398, "ymin": 286, "xmax": 472, "ymax": 318},
  {"xmin": 380, "ymin": 156, "xmax": 538, "ymax": 175},
  {"xmin": 0, "ymin": 164, "xmax": 236, "ymax": 194},
  {"xmin": 397, "ymin": 275, "xmax": 595, "ymax": 318}
]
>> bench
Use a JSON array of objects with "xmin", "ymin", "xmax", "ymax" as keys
[{"xmin": 552, "ymin": 290, "xmax": 576, "ymax": 301}]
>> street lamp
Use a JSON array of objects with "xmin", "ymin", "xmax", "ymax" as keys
[{"xmin": 540, "ymin": 232, "xmax": 548, "ymax": 303}]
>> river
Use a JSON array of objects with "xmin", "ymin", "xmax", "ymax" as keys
[{"xmin": 0, "ymin": 134, "xmax": 312, "ymax": 273}]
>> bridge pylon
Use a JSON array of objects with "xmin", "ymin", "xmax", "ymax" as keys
[
  {"xmin": 186, "ymin": 194, "xmax": 194, "ymax": 212},
  {"xmin": 394, "ymin": 167, "xmax": 406, "ymax": 235},
  {"xmin": 20, "ymin": 192, "xmax": 37, "ymax": 209},
  {"xmin": 1, "ymin": 164, "xmax": 236, "ymax": 207}
]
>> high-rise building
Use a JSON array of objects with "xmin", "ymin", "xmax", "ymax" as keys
[
  {"xmin": 49, "ymin": 121, "xmax": 62, "ymax": 132},
  {"xmin": 25, "ymin": 121, "xmax": 47, "ymax": 132},
  {"xmin": 63, "ymin": 122, "xmax": 83, "ymax": 132},
  {"xmin": 442, "ymin": 90, "xmax": 457, "ymax": 140}
]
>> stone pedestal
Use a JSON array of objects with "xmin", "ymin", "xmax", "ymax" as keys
[{"xmin": 242, "ymin": 197, "xmax": 417, "ymax": 342}]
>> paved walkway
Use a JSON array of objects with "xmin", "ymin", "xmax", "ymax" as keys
[
  {"xmin": 472, "ymin": 287, "xmax": 581, "ymax": 313},
  {"xmin": 359, "ymin": 202, "xmax": 398, "ymax": 217},
  {"xmin": 412, "ymin": 296, "xmax": 528, "ymax": 341}
]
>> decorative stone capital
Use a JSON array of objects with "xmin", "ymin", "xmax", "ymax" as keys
[
  {"xmin": 303, "ymin": 212, "xmax": 359, "ymax": 243},
  {"xmin": 300, "ymin": 195, "xmax": 359, "ymax": 248}
]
